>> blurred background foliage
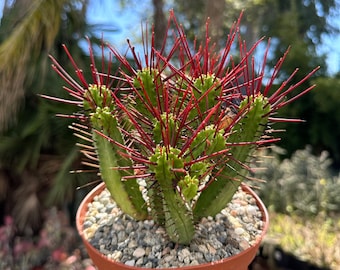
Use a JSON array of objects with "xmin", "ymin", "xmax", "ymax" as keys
[
  {"xmin": 0, "ymin": 0, "xmax": 340, "ymax": 239},
  {"xmin": 253, "ymin": 146, "xmax": 340, "ymax": 216}
]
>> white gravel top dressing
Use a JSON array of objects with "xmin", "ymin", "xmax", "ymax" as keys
[{"xmin": 82, "ymin": 187, "xmax": 264, "ymax": 268}]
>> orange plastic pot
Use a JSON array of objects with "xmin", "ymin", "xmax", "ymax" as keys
[{"xmin": 76, "ymin": 182, "xmax": 269, "ymax": 270}]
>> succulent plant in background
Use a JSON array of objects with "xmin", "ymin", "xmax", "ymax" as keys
[{"xmin": 42, "ymin": 11, "xmax": 318, "ymax": 245}]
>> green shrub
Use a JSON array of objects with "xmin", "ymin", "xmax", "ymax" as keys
[{"xmin": 253, "ymin": 146, "xmax": 340, "ymax": 216}]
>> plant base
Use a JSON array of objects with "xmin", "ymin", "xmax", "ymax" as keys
[{"xmin": 76, "ymin": 183, "xmax": 269, "ymax": 270}]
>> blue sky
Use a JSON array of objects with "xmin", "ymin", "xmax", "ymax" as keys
[
  {"xmin": 0, "ymin": 0, "xmax": 339, "ymax": 75},
  {"xmin": 86, "ymin": 1, "xmax": 152, "ymax": 49},
  {"xmin": 86, "ymin": 0, "xmax": 340, "ymax": 76}
]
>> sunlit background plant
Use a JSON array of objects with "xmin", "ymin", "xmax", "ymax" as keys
[{"xmin": 253, "ymin": 146, "xmax": 340, "ymax": 216}]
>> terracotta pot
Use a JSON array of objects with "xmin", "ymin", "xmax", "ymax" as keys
[{"xmin": 76, "ymin": 182, "xmax": 269, "ymax": 270}]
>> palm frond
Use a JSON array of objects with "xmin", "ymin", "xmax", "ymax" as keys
[{"xmin": 0, "ymin": 0, "xmax": 67, "ymax": 131}]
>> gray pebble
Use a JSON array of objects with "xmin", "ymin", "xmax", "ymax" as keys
[
  {"xmin": 234, "ymin": 227, "xmax": 245, "ymax": 235},
  {"xmin": 124, "ymin": 259, "xmax": 135, "ymax": 266},
  {"xmin": 83, "ymin": 220, "xmax": 93, "ymax": 229},
  {"xmin": 84, "ymin": 186, "xmax": 265, "ymax": 268},
  {"xmin": 163, "ymin": 255, "xmax": 175, "ymax": 262},
  {"xmin": 246, "ymin": 205, "xmax": 258, "ymax": 216},
  {"xmin": 133, "ymin": 247, "xmax": 146, "ymax": 258}
]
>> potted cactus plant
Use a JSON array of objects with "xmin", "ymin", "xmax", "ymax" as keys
[{"xmin": 42, "ymin": 11, "xmax": 318, "ymax": 270}]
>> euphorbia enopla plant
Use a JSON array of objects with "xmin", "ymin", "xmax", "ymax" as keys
[{"xmin": 42, "ymin": 11, "xmax": 319, "ymax": 244}]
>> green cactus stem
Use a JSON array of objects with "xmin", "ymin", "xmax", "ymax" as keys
[
  {"xmin": 149, "ymin": 146, "xmax": 195, "ymax": 244},
  {"xmin": 186, "ymin": 74, "xmax": 222, "ymax": 125},
  {"xmin": 193, "ymin": 95, "xmax": 271, "ymax": 219},
  {"xmin": 133, "ymin": 69, "xmax": 163, "ymax": 118},
  {"xmin": 84, "ymin": 85, "xmax": 148, "ymax": 220}
]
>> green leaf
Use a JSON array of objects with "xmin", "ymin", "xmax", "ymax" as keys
[{"xmin": 178, "ymin": 175, "xmax": 199, "ymax": 201}]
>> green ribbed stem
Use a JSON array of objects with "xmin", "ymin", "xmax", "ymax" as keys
[
  {"xmin": 84, "ymin": 86, "xmax": 148, "ymax": 220},
  {"xmin": 149, "ymin": 147, "xmax": 195, "ymax": 244},
  {"xmin": 193, "ymin": 95, "xmax": 270, "ymax": 219}
]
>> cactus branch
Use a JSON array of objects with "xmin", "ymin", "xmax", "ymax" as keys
[{"xmin": 193, "ymin": 95, "xmax": 271, "ymax": 219}]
